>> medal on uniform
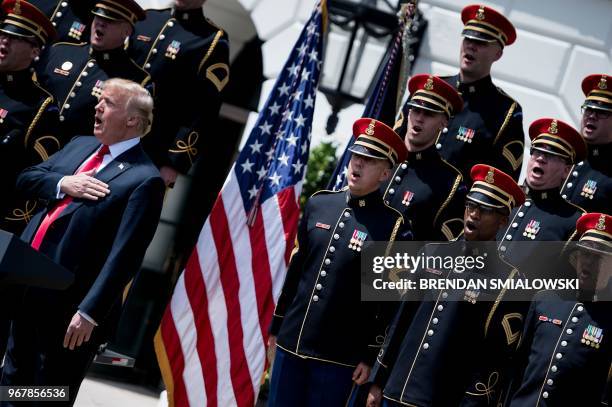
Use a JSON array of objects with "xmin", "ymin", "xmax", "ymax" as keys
[
  {"xmin": 456, "ymin": 126, "xmax": 475, "ymax": 143},
  {"xmin": 580, "ymin": 180, "xmax": 597, "ymax": 200},
  {"xmin": 53, "ymin": 61, "xmax": 72, "ymax": 76},
  {"xmin": 68, "ymin": 21, "xmax": 86, "ymax": 40},
  {"xmin": 348, "ymin": 229, "xmax": 367, "ymax": 251},
  {"xmin": 0, "ymin": 108, "xmax": 7, "ymax": 124},
  {"xmin": 581, "ymin": 324, "xmax": 603, "ymax": 348},
  {"xmin": 315, "ymin": 222, "xmax": 331, "ymax": 230},
  {"xmin": 402, "ymin": 190, "xmax": 414, "ymax": 206},
  {"xmin": 165, "ymin": 40, "xmax": 181, "ymax": 59},
  {"xmin": 538, "ymin": 315, "xmax": 562, "ymax": 325},
  {"xmin": 523, "ymin": 219, "xmax": 540, "ymax": 240},
  {"xmin": 136, "ymin": 34, "xmax": 152, "ymax": 42},
  {"xmin": 91, "ymin": 80, "xmax": 104, "ymax": 98}
]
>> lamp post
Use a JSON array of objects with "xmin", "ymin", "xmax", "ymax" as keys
[{"xmin": 320, "ymin": 0, "xmax": 425, "ymax": 134}]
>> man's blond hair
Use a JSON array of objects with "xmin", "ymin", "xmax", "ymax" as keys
[{"xmin": 103, "ymin": 78, "xmax": 154, "ymax": 135}]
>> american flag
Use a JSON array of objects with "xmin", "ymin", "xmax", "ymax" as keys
[
  {"xmin": 328, "ymin": 3, "xmax": 417, "ymax": 190},
  {"xmin": 154, "ymin": 2, "xmax": 327, "ymax": 406}
]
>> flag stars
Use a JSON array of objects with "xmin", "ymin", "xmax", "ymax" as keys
[
  {"xmin": 250, "ymin": 140, "xmax": 263, "ymax": 154},
  {"xmin": 259, "ymin": 121, "xmax": 272, "ymax": 135},
  {"xmin": 308, "ymin": 49, "xmax": 318, "ymax": 62},
  {"xmin": 282, "ymin": 109, "xmax": 293, "ymax": 122},
  {"xmin": 291, "ymin": 90, "xmax": 303, "ymax": 101},
  {"xmin": 240, "ymin": 158, "xmax": 254, "ymax": 173},
  {"xmin": 278, "ymin": 82, "xmax": 291, "ymax": 96},
  {"xmin": 301, "ymin": 69, "xmax": 310, "ymax": 82},
  {"xmin": 306, "ymin": 22, "xmax": 316, "ymax": 36},
  {"xmin": 266, "ymin": 147, "xmax": 275, "ymax": 160},
  {"xmin": 268, "ymin": 102, "xmax": 281, "ymax": 115},
  {"xmin": 300, "ymin": 142, "xmax": 308, "ymax": 155},
  {"xmin": 303, "ymin": 94, "xmax": 314, "ymax": 109},
  {"xmin": 286, "ymin": 133, "xmax": 299, "ymax": 146},
  {"xmin": 294, "ymin": 113, "xmax": 306, "ymax": 128},
  {"xmin": 292, "ymin": 159, "xmax": 304, "ymax": 174},
  {"xmin": 269, "ymin": 171, "xmax": 282, "ymax": 186},
  {"xmin": 256, "ymin": 167, "xmax": 267, "ymax": 180},
  {"xmin": 286, "ymin": 63, "xmax": 299, "ymax": 77},
  {"xmin": 248, "ymin": 185, "xmax": 258, "ymax": 199},
  {"xmin": 278, "ymin": 152, "xmax": 290, "ymax": 167},
  {"xmin": 297, "ymin": 43, "xmax": 307, "ymax": 56}
]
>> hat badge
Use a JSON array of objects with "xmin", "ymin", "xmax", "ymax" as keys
[
  {"xmin": 365, "ymin": 120, "xmax": 376, "ymax": 136},
  {"xmin": 424, "ymin": 76, "xmax": 434, "ymax": 91},
  {"xmin": 14, "ymin": 0, "xmax": 21, "ymax": 15},
  {"xmin": 548, "ymin": 120, "xmax": 558, "ymax": 135},
  {"xmin": 596, "ymin": 214, "xmax": 606, "ymax": 231},
  {"xmin": 476, "ymin": 5, "xmax": 485, "ymax": 20},
  {"xmin": 485, "ymin": 167, "xmax": 495, "ymax": 184},
  {"xmin": 598, "ymin": 76, "xmax": 607, "ymax": 90}
]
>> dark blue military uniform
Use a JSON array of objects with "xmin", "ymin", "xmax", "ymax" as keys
[
  {"xmin": 561, "ymin": 143, "xmax": 612, "ymax": 213},
  {"xmin": 371, "ymin": 241, "xmax": 526, "ymax": 407},
  {"xmin": 270, "ymin": 188, "xmax": 407, "ymax": 367},
  {"xmin": 36, "ymin": 44, "xmax": 150, "ymax": 139},
  {"xmin": 0, "ymin": 70, "xmax": 60, "ymax": 234},
  {"xmin": 29, "ymin": 0, "xmax": 93, "ymax": 44},
  {"xmin": 497, "ymin": 188, "xmax": 584, "ymax": 268},
  {"xmin": 128, "ymin": 7, "xmax": 229, "ymax": 173},
  {"xmin": 395, "ymin": 75, "xmax": 525, "ymax": 181},
  {"xmin": 508, "ymin": 290, "xmax": 611, "ymax": 406},
  {"xmin": 382, "ymin": 146, "xmax": 466, "ymax": 241}
]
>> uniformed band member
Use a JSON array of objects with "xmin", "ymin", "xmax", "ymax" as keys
[
  {"xmin": 498, "ymin": 118, "xmax": 586, "ymax": 268},
  {"xmin": 560, "ymin": 74, "xmax": 612, "ymax": 213},
  {"xmin": 367, "ymin": 164, "xmax": 526, "ymax": 407},
  {"xmin": 385, "ymin": 74, "xmax": 466, "ymax": 241},
  {"xmin": 36, "ymin": 0, "xmax": 150, "ymax": 139},
  {"xmin": 395, "ymin": 4, "xmax": 525, "ymax": 181},
  {"xmin": 0, "ymin": 0, "xmax": 59, "ymax": 376},
  {"xmin": 128, "ymin": 0, "xmax": 229, "ymax": 186},
  {"xmin": 267, "ymin": 118, "xmax": 409, "ymax": 406},
  {"xmin": 0, "ymin": 0, "xmax": 59, "ymax": 234},
  {"xmin": 508, "ymin": 212, "xmax": 612, "ymax": 406},
  {"xmin": 29, "ymin": 0, "xmax": 94, "ymax": 44}
]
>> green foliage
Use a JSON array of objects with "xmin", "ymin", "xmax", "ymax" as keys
[{"xmin": 300, "ymin": 141, "xmax": 338, "ymax": 208}]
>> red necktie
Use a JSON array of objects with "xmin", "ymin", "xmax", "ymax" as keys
[{"xmin": 31, "ymin": 145, "xmax": 110, "ymax": 250}]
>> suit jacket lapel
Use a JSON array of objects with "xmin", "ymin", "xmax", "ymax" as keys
[
  {"xmin": 95, "ymin": 159, "xmax": 132, "ymax": 184},
  {"xmin": 53, "ymin": 142, "xmax": 140, "ymax": 222}
]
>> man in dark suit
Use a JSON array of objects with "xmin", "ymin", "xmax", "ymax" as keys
[{"xmin": 0, "ymin": 78, "xmax": 164, "ymax": 406}]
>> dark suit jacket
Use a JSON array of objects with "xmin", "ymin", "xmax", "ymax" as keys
[{"xmin": 16, "ymin": 136, "xmax": 164, "ymax": 341}]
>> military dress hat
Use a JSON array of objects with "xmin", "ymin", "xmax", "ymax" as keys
[
  {"xmin": 349, "ymin": 118, "xmax": 408, "ymax": 167},
  {"xmin": 461, "ymin": 4, "xmax": 516, "ymax": 47},
  {"xmin": 0, "ymin": 0, "xmax": 57, "ymax": 45},
  {"xmin": 468, "ymin": 164, "xmax": 525, "ymax": 212},
  {"xmin": 582, "ymin": 74, "xmax": 612, "ymax": 113},
  {"xmin": 529, "ymin": 118, "xmax": 587, "ymax": 163},
  {"xmin": 407, "ymin": 74, "xmax": 463, "ymax": 118},
  {"xmin": 576, "ymin": 213, "xmax": 612, "ymax": 254},
  {"xmin": 92, "ymin": 0, "xmax": 145, "ymax": 25}
]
